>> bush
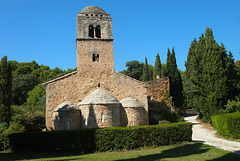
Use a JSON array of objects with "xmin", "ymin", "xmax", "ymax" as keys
[
  {"xmin": 12, "ymin": 104, "xmax": 45, "ymax": 132},
  {"xmin": 0, "ymin": 123, "xmax": 25, "ymax": 150},
  {"xmin": 211, "ymin": 112, "xmax": 240, "ymax": 139},
  {"xmin": 224, "ymin": 98, "xmax": 240, "ymax": 113},
  {"xmin": 9, "ymin": 122, "xmax": 192, "ymax": 152}
]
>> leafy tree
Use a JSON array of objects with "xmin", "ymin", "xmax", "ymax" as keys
[
  {"xmin": 119, "ymin": 60, "xmax": 144, "ymax": 80},
  {"xmin": 64, "ymin": 67, "xmax": 77, "ymax": 74},
  {"xmin": 8, "ymin": 60, "xmax": 19, "ymax": 71},
  {"xmin": 13, "ymin": 65, "xmax": 33, "ymax": 76},
  {"xmin": 26, "ymin": 83, "xmax": 46, "ymax": 107},
  {"xmin": 12, "ymin": 74, "xmax": 40, "ymax": 105},
  {"xmin": 153, "ymin": 53, "xmax": 162, "ymax": 79},
  {"xmin": 12, "ymin": 104, "xmax": 45, "ymax": 132},
  {"xmin": 0, "ymin": 56, "xmax": 12, "ymax": 125},
  {"xmin": 141, "ymin": 57, "xmax": 150, "ymax": 82}
]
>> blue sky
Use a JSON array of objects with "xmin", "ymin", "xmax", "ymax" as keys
[{"xmin": 0, "ymin": 0, "xmax": 239, "ymax": 72}]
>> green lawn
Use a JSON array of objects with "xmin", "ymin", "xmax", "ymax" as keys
[{"xmin": 0, "ymin": 142, "xmax": 239, "ymax": 161}]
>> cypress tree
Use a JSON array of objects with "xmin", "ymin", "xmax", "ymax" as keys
[
  {"xmin": 166, "ymin": 48, "xmax": 171, "ymax": 76},
  {"xmin": 153, "ymin": 53, "xmax": 162, "ymax": 80},
  {"xmin": 184, "ymin": 27, "xmax": 238, "ymax": 121},
  {"xmin": 0, "ymin": 56, "xmax": 12, "ymax": 125},
  {"xmin": 200, "ymin": 28, "xmax": 229, "ymax": 120},
  {"xmin": 185, "ymin": 38, "xmax": 197, "ymax": 75},
  {"xmin": 141, "ymin": 57, "xmax": 150, "ymax": 82},
  {"xmin": 168, "ymin": 48, "xmax": 183, "ymax": 109}
]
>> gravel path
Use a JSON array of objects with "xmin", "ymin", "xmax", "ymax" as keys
[{"xmin": 184, "ymin": 115, "xmax": 240, "ymax": 155}]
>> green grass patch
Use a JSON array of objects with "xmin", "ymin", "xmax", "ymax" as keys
[{"xmin": 0, "ymin": 142, "xmax": 239, "ymax": 161}]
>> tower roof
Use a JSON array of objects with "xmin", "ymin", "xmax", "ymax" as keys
[
  {"xmin": 80, "ymin": 6, "xmax": 106, "ymax": 14},
  {"xmin": 79, "ymin": 89, "xmax": 119, "ymax": 105},
  {"xmin": 120, "ymin": 97, "xmax": 143, "ymax": 108}
]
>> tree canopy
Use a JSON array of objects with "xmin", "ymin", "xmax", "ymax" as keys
[{"xmin": 184, "ymin": 27, "xmax": 239, "ymax": 121}]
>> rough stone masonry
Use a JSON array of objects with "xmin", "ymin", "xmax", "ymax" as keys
[{"xmin": 43, "ymin": 6, "xmax": 170, "ymax": 131}]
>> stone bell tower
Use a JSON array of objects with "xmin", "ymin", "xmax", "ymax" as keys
[{"xmin": 76, "ymin": 6, "xmax": 114, "ymax": 76}]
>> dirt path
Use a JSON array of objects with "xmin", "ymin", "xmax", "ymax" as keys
[{"xmin": 184, "ymin": 115, "xmax": 240, "ymax": 155}]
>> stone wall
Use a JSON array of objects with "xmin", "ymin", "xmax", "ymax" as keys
[
  {"xmin": 53, "ymin": 110, "xmax": 81, "ymax": 130},
  {"xmin": 76, "ymin": 40, "xmax": 115, "ymax": 74},
  {"xmin": 80, "ymin": 104, "xmax": 121, "ymax": 128},
  {"xmin": 146, "ymin": 77, "xmax": 170, "ymax": 105},
  {"xmin": 146, "ymin": 77, "xmax": 171, "ymax": 124},
  {"xmin": 44, "ymin": 71, "xmax": 148, "ymax": 130},
  {"xmin": 121, "ymin": 107, "xmax": 145, "ymax": 126}
]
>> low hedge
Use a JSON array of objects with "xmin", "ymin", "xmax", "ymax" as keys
[
  {"xmin": 211, "ymin": 112, "xmax": 240, "ymax": 139},
  {"xmin": 9, "ymin": 122, "xmax": 192, "ymax": 152}
]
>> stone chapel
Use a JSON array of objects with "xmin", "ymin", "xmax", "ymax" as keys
[{"xmin": 43, "ymin": 6, "xmax": 170, "ymax": 131}]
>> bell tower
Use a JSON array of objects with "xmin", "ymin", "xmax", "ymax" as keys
[{"xmin": 76, "ymin": 6, "xmax": 114, "ymax": 76}]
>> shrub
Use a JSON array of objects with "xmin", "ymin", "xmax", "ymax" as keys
[
  {"xmin": 9, "ymin": 122, "xmax": 192, "ymax": 152},
  {"xmin": 224, "ymin": 98, "xmax": 240, "ymax": 113},
  {"xmin": 12, "ymin": 104, "xmax": 45, "ymax": 132},
  {"xmin": 211, "ymin": 112, "xmax": 240, "ymax": 139},
  {"xmin": 0, "ymin": 123, "xmax": 25, "ymax": 150}
]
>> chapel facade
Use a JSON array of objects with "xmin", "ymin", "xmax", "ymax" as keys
[{"xmin": 43, "ymin": 6, "xmax": 169, "ymax": 131}]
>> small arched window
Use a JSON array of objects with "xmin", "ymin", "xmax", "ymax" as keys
[
  {"xmin": 95, "ymin": 25, "xmax": 101, "ymax": 38},
  {"xmin": 89, "ymin": 25, "xmax": 94, "ymax": 38},
  {"xmin": 132, "ymin": 117, "xmax": 134, "ymax": 126}
]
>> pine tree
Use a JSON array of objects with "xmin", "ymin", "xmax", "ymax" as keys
[
  {"xmin": 0, "ymin": 56, "xmax": 12, "ymax": 125},
  {"xmin": 141, "ymin": 57, "xmax": 150, "ymax": 82},
  {"xmin": 153, "ymin": 53, "xmax": 162, "ymax": 80}
]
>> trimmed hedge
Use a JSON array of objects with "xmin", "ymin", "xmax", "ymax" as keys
[
  {"xmin": 211, "ymin": 112, "xmax": 240, "ymax": 139},
  {"xmin": 9, "ymin": 122, "xmax": 192, "ymax": 152}
]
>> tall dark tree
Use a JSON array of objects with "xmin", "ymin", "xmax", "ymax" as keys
[
  {"xmin": 184, "ymin": 27, "xmax": 238, "ymax": 121},
  {"xmin": 166, "ymin": 48, "xmax": 171, "ymax": 76},
  {"xmin": 161, "ymin": 63, "xmax": 168, "ymax": 77},
  {"xmin": 141, "ymin": 57, "xmax": 150, "ymax": 82},
  {"xmin": 153, "ymin": 53, "xmax": 162, "ymax": 79},
  {"xmin": 168, "ymin": 48, "xmax": 183, "ymax": 109},
  {"xmin": 0, "ymin": 56, "xmax": 12, "ymax": 125}
]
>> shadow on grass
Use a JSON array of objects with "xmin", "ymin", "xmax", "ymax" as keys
[
  {"xmin": 207, "ymin": 151, "xmax": 240, "ymax": 161},
  {"xmin": 1, "ymin": 143, "xmax": 240, "ymax": 161},
  {"xmin": 115, "ymin": 143, "xmax": 209, "ymax": 161},
  {"xmin": 115, "ymin": 143, "xmax": 240, "ymax": 161},
  {"xmin": 0, "ymin": 151, "xmax": 87, "ymax": 161}
]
